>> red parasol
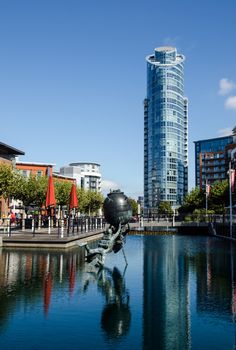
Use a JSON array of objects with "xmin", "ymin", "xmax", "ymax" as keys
[
  {"xmin": 45, "ymin": 175, "xmax": 56, "ymax": 208},
  {"xmin": 69, "ymin": 183, "xmax": 78, "ymax": 210}
]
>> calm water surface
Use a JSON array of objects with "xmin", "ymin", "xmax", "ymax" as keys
[{"xmin": 0, "ymin": 235, "xmax": 236, "ymax": 349}]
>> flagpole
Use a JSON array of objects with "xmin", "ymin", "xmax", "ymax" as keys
[{"xmin": 229, "ymin": 161, "xmax": 233, "ymax": 238}]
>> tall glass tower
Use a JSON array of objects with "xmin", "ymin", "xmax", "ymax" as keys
[{"xmin": 144, "ymin": 46, "xmax": 188, "ymax": 212}]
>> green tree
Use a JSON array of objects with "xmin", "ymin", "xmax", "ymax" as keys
[
  {"xmin": 128, "ymin": 198, "xmax": 138, "ymax": 216},
  {"xmin": 10, "ymin": 171, "xmax": 26, "ymax": 200},
  {"xmin": 208, "ymin": 180, "xmax": 228, "ymax": 213},
  {"xmin": 54, "ymin": 180, "xmax": 71, "ymax": 207},
  {"xmin": 76, "ymin": 187, "xmax": 87, "ymax": 213},
  {"xmin": 158, "ymin": 201, "xmax": 173, "ymax": 216},
  {"xmin": 179, "ymin": 187, "xmax": 205, "ymax": 213},
  {"xmin": 0, "ymin": 163, "xmax": 14, "ymax": 199},
  {"xmin": 83, "ymin": 190, "xmax": 104, "ymax": 215},
  {"xmin": 17, "ymin": 174, "xmax": 48, "ymax": 207}
]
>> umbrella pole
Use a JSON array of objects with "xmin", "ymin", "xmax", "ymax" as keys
[
  {"xmin": 72, "ymin": 208, "xmax": 75, "ymax": 235},
  {"xmin": 48, "ymin": 208, "xmax": 52, "ymax": 235}
]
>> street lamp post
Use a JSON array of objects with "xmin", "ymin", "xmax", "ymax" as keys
[{"xmin": 229, "ymin": 161, "xmax": 233, "ymax": 238}]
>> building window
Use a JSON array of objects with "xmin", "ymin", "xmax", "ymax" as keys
[
  {"xmin": 37, "ymin": 171, "xmax": 43, "ymax": 177},
  {"xmin": 22, "ymin": 170, "xmax": 29, "ymax": 178}
]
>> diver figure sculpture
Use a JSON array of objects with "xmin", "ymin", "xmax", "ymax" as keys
[{"xmin": 83, "ymin": 190, "xmax": 132, "ymax": 267}]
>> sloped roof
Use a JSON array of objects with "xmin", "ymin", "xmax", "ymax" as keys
[{"xmin": 0, "ymin": 141, "xmax": 25, "ymax": 156}]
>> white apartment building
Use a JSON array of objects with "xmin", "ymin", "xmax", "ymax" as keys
[{"xmin": 60, "ymin": 162, "xmax": 101, "ymax": 192}]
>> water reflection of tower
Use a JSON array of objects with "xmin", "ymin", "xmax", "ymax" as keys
[{"xmin": 143, "ymin": 236, "xmax": 190, "ymax": 350}]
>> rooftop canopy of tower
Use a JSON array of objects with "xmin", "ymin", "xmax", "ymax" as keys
[
  {"xmin": 154, "ymin": 46, "xmax": 176, "ymax": 52},
  {"xmin": 146, "ymin": 46, "xmax": 185, "ymax": 66}
]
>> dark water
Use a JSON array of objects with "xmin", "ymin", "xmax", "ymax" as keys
[{"xmin": 0, "ymin": 235, "xmax": 236, "ymax": 350}]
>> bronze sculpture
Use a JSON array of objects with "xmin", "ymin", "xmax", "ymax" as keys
[{"xmin": 82, "ymin": 190, "xmax": 132, "ymax": 267}]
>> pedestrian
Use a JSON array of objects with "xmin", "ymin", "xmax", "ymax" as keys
[{"xmin": 10, "ymin": 211, "xmax": 16, "ymax": 224}]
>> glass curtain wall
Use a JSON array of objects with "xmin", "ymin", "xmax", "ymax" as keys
[{"xmin": 144, "ymin": 47, "xmax": 188, "ymax": 212}]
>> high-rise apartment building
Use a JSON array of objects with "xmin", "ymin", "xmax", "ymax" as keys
[
  {"xmin": 60, "ymin": 162, "xmax": 101, "ymax": 192},
  {"xmin": 194, "ymin": 134, "xmax": 234, "ymax": 190},
  {"xmin": 144, "ymin": 46, "xmax": 188, "ymax": 212}
]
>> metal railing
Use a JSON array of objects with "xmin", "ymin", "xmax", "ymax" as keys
[{"xmin": 0, "ymin": 217, "xmax": 106, "ymax": 238}]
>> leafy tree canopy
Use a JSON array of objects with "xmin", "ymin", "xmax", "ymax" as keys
[
  {"xmin": 208, "ymin": 180, "xmax": 229, "ymax": 213},
  {"xmin": 179, "ymin": 187, "xmax": 205, "ymax": 214},
  {"xmin": 54, "ymin": 180, "xmax": 71, "ymax": 206},
  {"xmin": 128, "ymin": 198, "xmax": 138, "ymax": 216},
  {"xmin": 0, "ymin": 164, "xmax": 14, "ymax": 199},
  {"xmin": 158, "ymin": 201, "xmax": 173, "ymax": 215}
]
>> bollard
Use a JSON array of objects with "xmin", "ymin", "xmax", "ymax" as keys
[
  {"xmin": 7, "ymin": 218, "xmax": 11, "ymax": 237},
  {"xmin": 67, "ymin": 217, "xmax": 70, "ymax": 237},
  {"xmin": 85, "ymin": 219, "xmax": 88, "ymax": 232},
  {"xmin": 60, "ymin": 219, "xmax": 64, "ymax": 238},
  {"xmin": 48, "ymin": 216, "xmax": 51, "ymax": 235},
  {"xmin": 57, "ymin": 219, "xmax": 60, "ymax": 237},
  {"xmin": 141, "ymin": 217, "xmax": 144, "ymax": 227},
  {"xmin": 22, "ymin": 218, "xmax": 25, "ymax": 231},
  {"xmin": 32, "ymin": 218, "xmax": 35, "ymax": 236},
  {"xmin": 88, "ymin": 218, "xmax": 90, "ymax": 232},
  {"xmin": 38, "ymin": 215, "xmax": 41, "ymax": 230},
  {"xmin": 95, "ymin": 218, "xmax": 97, "ymax": 230}
]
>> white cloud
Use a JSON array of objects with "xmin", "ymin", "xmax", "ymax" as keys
[
  {"xmin": 217, "ymin": 127, "xmax": 233, "ymax": 136},
  {"xmin": 101, "ymin": 179, "xmax": 119, "ymax": 194},
  {"xmin": 163, "ymin": 36, "xmax": 180, "ymax": 47},
  {"xmin": 219, "ymin": 78, "xmax": 236, "ymax": 95},
  {"xmin": 225, "ymin": 96, "xmax": 236, "ymax": 111}
]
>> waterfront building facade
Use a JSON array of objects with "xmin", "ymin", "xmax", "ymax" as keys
[
  {"xmin": 0, "ymin": 142, "xmax": 25, "ymax": 218},
  {"xmin": 16, "ymin": 162, "xmax": 54, "ymax": 177},
  {"xmin": 194, "ymin": 135, "xmax": 234, "ymax": 190},
  {"xmin": 144, "ymin": 46, "xmax": 188, "ymax": 212},
  {"xmin": 60, "ymin": 162, "xmax": 101, "ymax": 192}
]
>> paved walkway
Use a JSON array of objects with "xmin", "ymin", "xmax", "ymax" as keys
[
  {"xmin": 0, "ymin": 223, "xmax": 142, "ymax": 249},
  {"xmin": 0, "ymin": 227, "xmax": 104, "ymax": 249}
]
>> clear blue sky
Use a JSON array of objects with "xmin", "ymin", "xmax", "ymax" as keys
[{"xmin": 1, "ymin": 0, "xmax": 236, "ymax": 198}]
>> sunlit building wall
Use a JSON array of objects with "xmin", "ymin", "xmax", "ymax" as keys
[
  {"xmin": 60, "ymin": 162, "xmax": 101, "ymax": 192},
  {"xmin": 144, "ymin": 46, "xmax": 188, "ymax": 211},
  {"xmin": 194, "ymin": 135, "xmax": 233, "ymax": 190}
]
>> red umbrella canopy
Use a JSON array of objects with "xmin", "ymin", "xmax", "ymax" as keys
[
  {"xmin": 45, "ymin": 175, "xmax": 56, "ymax": 208},
  {"xmin": 69, "ymin": 183, "xmax": 78, "ymax": 210}
]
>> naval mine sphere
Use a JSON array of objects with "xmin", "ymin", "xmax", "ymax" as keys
[{"xmin": 103, "ymin": 190, "xmax": 132, "ymax": 227}]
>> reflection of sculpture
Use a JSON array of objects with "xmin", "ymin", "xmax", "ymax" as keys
[
  {"xmin": 81, "ymin": 266, "xmax": 131, "ymax": 340},
  {"xmin": 83, "ymin": 190, "xmax": 132, "ymax": 267},
  {"xmin": 100, "ymin": 267, "xmax": 131, "ymax": 339}
]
